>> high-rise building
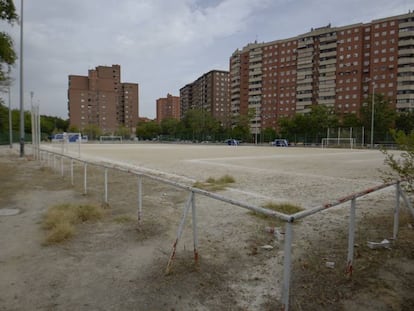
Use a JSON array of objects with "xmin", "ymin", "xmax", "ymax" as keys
[
  {"xmin": 68, "ymin": 65, "xmax": 139, "ymax": 134},
  {"xmin": 230, "ymin": 11, "xmax": 414, "ymax": 132},
  {"xmin": 156, "ymin": 93, "xmax": 180, "ymax": 123},
  {"xmin": 180, "ymin": 70, "xmax": 230, "ymax": 126}
]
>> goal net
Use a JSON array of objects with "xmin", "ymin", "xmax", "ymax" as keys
[
  {"xmin": 99, "ymin": 136, "xmax": 123, "ymax": 143},
  {"xmin": 321, "ymin": 138, "xmax": 355, "ymax": 149}
]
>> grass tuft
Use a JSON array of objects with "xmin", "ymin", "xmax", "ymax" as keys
[
  {"xmin": 263, "ymin": 202, "xmax": 304, "ymax": 215},
  {"xmin": 193, "ymin": 174, "xmax": 236, "ymax": 192},
  {"xmin": 44, "ymin": 222, "xmax": 75, "ymax": 245},
  {"xmin": 250, "ymin": 202, "xmax": 304, "ymax": 220},
  {"xmin": 42, "ymin": 203, "xmax": 103, "ymax": 245},
  {"xmin": 113, "ymin": 215, "xmax": 135, "ymax": 223}
]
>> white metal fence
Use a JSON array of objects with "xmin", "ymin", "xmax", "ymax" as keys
[{"xmin": 36, "ymin": 147, "xmax": 413, "ymax": 310}]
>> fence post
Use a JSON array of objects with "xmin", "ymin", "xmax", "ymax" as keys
[
  {"xmin": 104, "ymin": 168, "xmax": 108, "ymax": 204},
  {"xmin": 60, "ymin": 156, "xmax": 64, "ymax": 177},
  {"xmin": 191, "ymin": 192, "xmax": 199, "ymax": 264},
  {"xmin": 83, "ymin": 163, "xmax": 87, "ymax": 195},
  {"xmin": 137, "ymin": 175, "xmax": 142, "ymax": 222},
  {"xmin": 393, "ymin": 181, "xmax": 400, "ymax": 240},
  {"xmin": 70, "ymin": 159, "xmax": 74, "ymax": 186},
  {"xmin": 346, "ymin": 198, "xmax": 356, "ymax": 276},
  {"xmin": 282, "ymin": 220, "xmax": 293, "ymax": 311},
  {"xmin": 166, "ymin": 191, "xmax": 194, "ymax": 274}
]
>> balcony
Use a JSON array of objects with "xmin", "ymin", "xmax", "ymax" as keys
[
  {"xmin": 320, "ymin": 42, "xmax": 337, "ymax": 50},
  {"xmin": 319, "ymin": 50, "xmax": 337, "ymax": 58},
  {"xmin": 249, "ymin": 89, "xmax": 262, "ymax": 96},
  {"xmin": 398, "ymin": 57, "xmax": 414, "ymax": 65},
  {"xmin": 249, "ymin": 76, "xmax": 262, "ymax": 83},
  {"xmin": 399, "ymin": 21, "xmax": 414, "ymax": 29},
  {"xmin": 397, "ymin": 75, "xmax": 414, "ymax": 82},
  {"xmin": 320, "ymin": 58, "xmax": 336, "ymax": 66},
  {"xmin": 399, "ymin": 30, "xmax": 414, "ymax": 38},
  {"xmin": 296, "ymin": 84, "xmax": 313, "ymax": 91},
  {"xmin": 398, "ymin": 66, "xmax": 414, "ymax": 73},
  {"xmin": 397, "ymin": 84, "xmax": 414, "ymax": 91},
  {"xmin": 296, "ymin": 92, "xmax": 312, "ymax": 99},
  {"xmin": 398, "ymin": 47, "xmax": 414, "ymax": 56},
  {"xmin": 398, "ymin": 38, "xmax": 414, "ymax": 46}
]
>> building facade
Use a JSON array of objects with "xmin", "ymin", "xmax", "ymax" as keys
[
  {"xmin": 180, "ymin": 70, "xmax": 230, "ymax": 126},
  {"xmin": 68, "ymin": 65, "xmax": 139, "ymax": 134},
  {"xmin": 230, "ymin": 11, "xmax": 414, "ymax": 132},
  {"xmin": 156, "ymin": 93, "xmax": 180, "ymax": 123}
]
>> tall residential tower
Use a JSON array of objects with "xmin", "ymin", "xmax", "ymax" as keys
[
  {"xmin": 68, "ymin": 65, "xmax": 139, "ymax": 134},
  {"xmin": 230, "ymin": 11, "xmax": 414, "ymax": 132}
]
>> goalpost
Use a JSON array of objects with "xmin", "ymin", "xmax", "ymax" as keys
[
  {"xmin": 321, "ymin": 138, "xmax": 355, "ymax": 149},
  {"xmin": 99, "ymin": 136, "xmax": 123, "ymax": 143}
]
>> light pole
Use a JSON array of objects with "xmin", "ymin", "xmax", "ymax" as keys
[
  {"xmin": 8, "ymin": 86, "xmax": 12, "ymax": 148},
  {"xmin": 370, "ymin": 83, "xmax": 376, "ymax": 149},
  {"xmin": 19, "ymin": 0, "xmax": 24, "ymax": 157}
]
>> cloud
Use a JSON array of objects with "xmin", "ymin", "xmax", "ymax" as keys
[{"xmin": 2, "ymin": 0, "xmax": 412, "ymax": 119}]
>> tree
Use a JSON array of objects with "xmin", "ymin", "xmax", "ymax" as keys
[
  {"xmin": 135, "ymin": 120, "xmax": 160, "ymax": 140},
  {"xmin": 360, "ymin": 93, "xmax": 396, "ymax": 143},
  {"xmin": 83, "ymin": 124, "xmax": 102, "ymax": 140},
  {"xmin": 160, "ymin": 118, "xmax": 180, "ymax": 140},
  {"xmin": 115, "ymin": 125, "xmax": 130, "ymax": 139},
  {"xmin": 231, "ymin": 114, "xmax": 250, "ymax": 142},
  {"xmin": 0, "ymin": 0, "xmax": 18, "ymax": 82},
  {"xmin": 261, "ymin": 127, "xmax": 276, "ymax": 143},
  {"xmin": 395, "ymin": 111, "xmax": 414, "ymax": 135},
  {"xmin": 340, "ymin": 113, "xmax": 361, "ymax": 128},
  {"xmin": 381, "ymin": 130, "xmax": 414, "ymax": 192}
]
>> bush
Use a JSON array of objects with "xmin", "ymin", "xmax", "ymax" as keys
[{"xmin": 381, "ymin": 130, "xmax": 414, "ymax": 192}]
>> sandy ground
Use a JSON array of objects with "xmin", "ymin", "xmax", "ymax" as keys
[{"xmin": 0, "ymin": 143, "xmax": 413, "ymax": 310}]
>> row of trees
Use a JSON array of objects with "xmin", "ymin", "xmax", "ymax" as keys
[
  {"xmin": 136, "ymin": 94, "xmax": 414, "ymax": 144},
  {"xmin": 0, "ymin": 103, "xmax": 69, "ymax": 143}
]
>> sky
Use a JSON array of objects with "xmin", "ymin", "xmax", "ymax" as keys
[{"xmin": 1, "ymin": 0, "xmax": 413, "ymax": 119}]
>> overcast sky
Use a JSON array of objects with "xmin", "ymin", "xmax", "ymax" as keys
[{"xmin": 1, "ymin": 0, "xmax": 413, "ymax": 119}]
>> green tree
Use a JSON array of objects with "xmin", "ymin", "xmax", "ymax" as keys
[
  {"xmin": 1, "ymin": 0, "xmax": 18, "ymax": 83},
  {"xmin": 340, "ymin": 113, "xmax": 361, "ymax": 128},
  {"xmin": 360, "ymin": 93, "xmax": 396, "ymax": 143},
  {"xmin": 381, "ymin": 130, "xmax": 414, "ymax": 192},
  {"xmin": 231, "ymin": 114, "xmax": 250, "ymax": 142},
  {"xmin": 135, "ymin": 120, "xmax": 160, "ymax": 140},
  {"xmin": 160, "ymin": 118, "xmax": 180, "ymax": 140},
  {"xmin": 395, "ymin": 111, "xmax": 414, "ymax": 135},
  {"xmin": 115, "ymin": 125, "xmax": 130, "ymax": 139},
  {"xmin": 261, "ymin": 127, "xmax": 276, "ymax": 143},
  {"xmin": 83, "ymin": 124, "xmax": 102, "ymax": 140}
]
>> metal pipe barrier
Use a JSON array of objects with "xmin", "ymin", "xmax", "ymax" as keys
[{"xmin": 38, "ymin": 147, "xmax": 412, "ymax": 311}]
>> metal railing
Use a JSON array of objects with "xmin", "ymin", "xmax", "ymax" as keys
[{"xmin": 37, "ymin": 147, "xmax": 413, "ymax": 311}]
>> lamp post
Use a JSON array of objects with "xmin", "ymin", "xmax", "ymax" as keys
[
  {"xmin": 370, "ymin": 83, "xmax": 376, "ymax": 149},
  {"xmin": 8, "ymin": 86, "xmax": 12, "ymax": 148},
  {"xmin": 19, "ymin": 0, "xmax": 24, "ymax": 157}
]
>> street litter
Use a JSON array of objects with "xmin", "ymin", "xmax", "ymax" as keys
[
  {"xmin": 260, "ymin": 245, "xmax": 274, "ymax": 250},
  {"xmin": 367, "ymin": 239, "xmax": 391, "ymax": 249},
  {"xmin": 264, "ymin": 226, "xmax": 285, "ymax": 241},
  {"xmin": 325, "ymin": 261, "xmax": 335, "ymax": 269}
]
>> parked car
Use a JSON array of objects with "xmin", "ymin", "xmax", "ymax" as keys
[
  {"xmin": 225, "ymin": 139, "xmax": 239, "ymax": 146},
  {"xmin": 271, "ymin": 139, "xmax": 289, "ymax": 147}
]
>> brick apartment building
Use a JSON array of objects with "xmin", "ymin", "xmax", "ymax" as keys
[
  {"xmin": 230, "ymin": 11, "xmax": 414, "ymax": 133},
  {"xmin": 68, "ymin": 65, "xmax": 139, "ymax": 134},
  {"xmin": 180, "ymin": 70, "xmax": 230, "ymax": 127},
  {"xmin": 156, "ymin": 93, "xmax": 180, "ymax": 123}
]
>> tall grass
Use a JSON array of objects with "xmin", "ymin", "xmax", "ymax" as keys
[
  {"xmin": 193, "ymin": 174, "xmax": 235, "ymax": 191},
  {"xmin": 42, "ymin": 203, "xmax": 103, "ymax": 245}
]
